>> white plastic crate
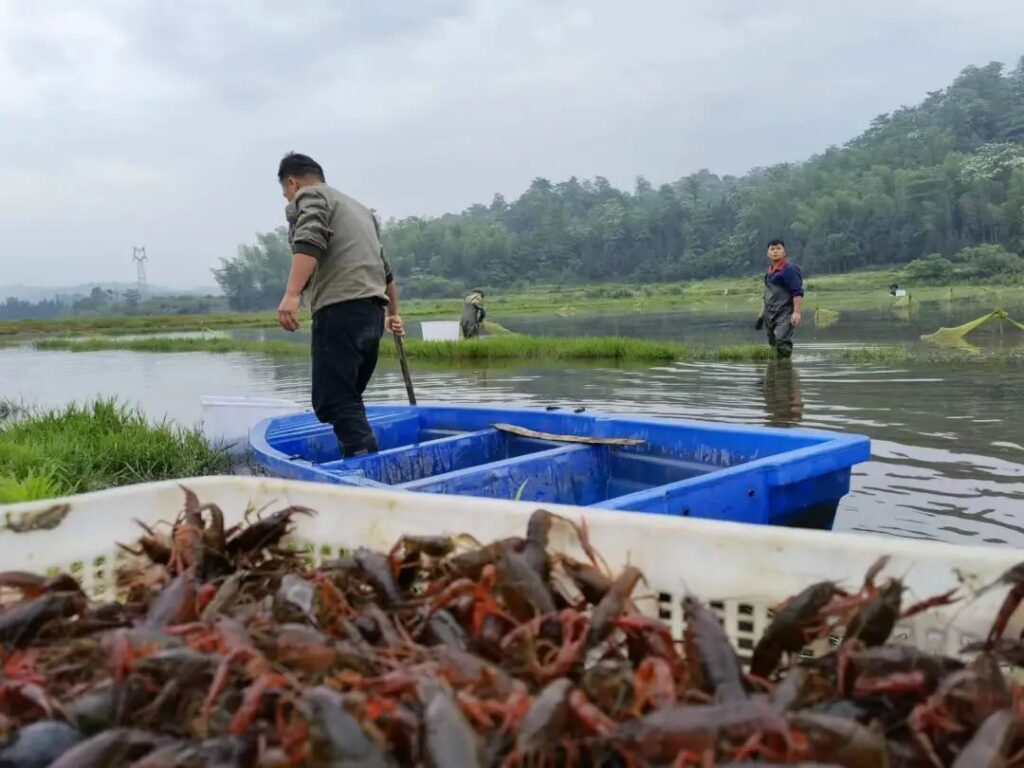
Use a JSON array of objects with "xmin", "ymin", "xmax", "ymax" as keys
[
  {"xmin": 200, "ymin": 395, "xmax": 305, "ymax": 454},
  {"xmin": 420, "ymin": 320, "xmax": 461, "ymax": 341},
  {"xmin": 2, "ymin": 476, "xmax": 1022, "ymax": 665}
]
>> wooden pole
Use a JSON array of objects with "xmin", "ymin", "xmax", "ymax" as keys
[{"xmin": 393, "ymin": 334, "xmax": 417, "ymax": 405}]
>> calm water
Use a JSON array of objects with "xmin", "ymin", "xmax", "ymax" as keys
[{"xmin": 2, "ymin": 304, "xmax": 1024, "ymax": 548}]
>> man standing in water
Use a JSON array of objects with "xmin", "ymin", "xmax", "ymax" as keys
[
  {"xmin": 275, "ymin": 152, "xmax": 404, "ymax": 458},
  {"xmin": 755, "ymin": 238, "xmax": 803, "ymax": 358},
  {"xmin": 460, "ymin": 288, "xmax": 487, "ymax": 339}
]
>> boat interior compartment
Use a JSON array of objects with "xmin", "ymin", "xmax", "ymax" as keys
[
  {"xmin": 255, "ymin": 405, "xmax": 836, "ymax": 508},
  {"xmin": 398, "ymin": 443, "xmax": 710, "ymax": 507},
  {"xmin": 319, "ymin": 430, "xmax": 564, "ymax": 486}
]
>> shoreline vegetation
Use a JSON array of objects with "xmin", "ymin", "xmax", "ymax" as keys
[
  {"xmin": 2, "ymin": 271, "xmax": 1022, "ymax": 340},
  {"xmin": 32, "ymin": 335, "xmax": 776, "ymax": 362},
  {"xmin": 30, "ymin": 333, "xmax": 1024, "ymax": 366},
  {"xmin": 0, "ymin": 400, "xmax": 231, "ymax": 503}
]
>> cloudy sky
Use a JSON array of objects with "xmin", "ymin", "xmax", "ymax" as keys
[{"xmin": 1, "ymin": 1, "xmax": 1022, "ymax": 289}]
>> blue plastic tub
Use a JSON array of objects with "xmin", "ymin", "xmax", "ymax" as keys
[{"xmin": 249, "ymin": 405, "xmax": 871, "ymax": 530}]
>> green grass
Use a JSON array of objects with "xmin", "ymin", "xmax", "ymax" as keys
[
  {"xmin": 0, "ymin": 311, "xmax": 277, "ymax": 338},
  {"xmin": 35, "ymin": 336, "xmax": 309, "ymax": 357},
  {"xmin": 388, "ymin": 336, "xmax": 686, "ymax": 362},
  {"xmin": 834, "ymin": 346, "xmax": 1024, "ymax": 365},
  {"xmin": 0, "ymin": 471, "xmax": 63, "ymax": 504},
  {"xmin": 0, "ymin": 302, "xmax": 469, "ymax": 339},
  {"xmin": 0, "ymin": 399, "xmax": 231, "ymax": 502},
  {"xmin": 703, "ymin": 345, "xmax": 778, "ymax": 361},
  {"xmin": 32, "ymin": 334, "xmax": 782, "ymax": 363},
  {"xmin": 0, "ymin": 401, "xmax": 19, "ymax": 423},
  {"xmin": 30, "ymin": 332, "xmax": 1024, "ymax": 366}
]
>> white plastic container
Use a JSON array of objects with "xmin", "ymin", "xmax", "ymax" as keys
[
  {"xmin": 420, "ymin": 320, "xmax": 461, "ymax": 342},
  {"xmin": 2, "ymin": 476, "xmax": 1022, "ymax": 664},
  {"xmin": 200, "ymin": 396, "xmax": 305, "ymax": 454}
]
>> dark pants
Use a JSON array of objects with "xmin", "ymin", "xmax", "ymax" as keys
[
  {"xmin": 766, "ymin": 311, "xmax": 794, "ymax": 359},
  {"xmin": 311, "ymin": 298, "xmax": 385, "ymax": 457}
]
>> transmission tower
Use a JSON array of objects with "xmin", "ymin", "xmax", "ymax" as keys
[{"xmin": 132, "ymin": 246, "xmax": 148, "ymax": 292}]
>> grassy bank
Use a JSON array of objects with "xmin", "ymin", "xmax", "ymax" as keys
[
  {"xmin": 0, "ymin": 399, "xmax": 231, "ymax": 503},
  {"xmin": 0, "ymin": 306, "xmax": 511, "ymax": 339},
  {"xmin": 389, "ymin": 337, "xmax": 776, "ymax": 362},
  {"xmin": 31, "ymin": 332, "xmax": 1024, "ymax": 366},
  {"xmin": 833, "ymin": 345, "xmax": 1024, "ymax": 365},
  {"xmin": 382, "ymin": 336, "xmax": 691, "ymax": 362},
  {"xmin": 33, "ymin": 335, "xmax": 778, "ymax": 363},
  {"xmin": 36, "ymin": 336, "xmax": 310, "ymax": 357},
  {"xmin": 0, "ymin": 311, "xmax": 276, "ymax": 338},
  {"xmin": 5, "ymin": 271, "xmax": 1022, "ymax": 340}
]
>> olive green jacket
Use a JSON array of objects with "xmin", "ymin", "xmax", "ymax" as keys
[{"xmin": 286, "ymin": 183, "xmax": 392, "ymax": 315}]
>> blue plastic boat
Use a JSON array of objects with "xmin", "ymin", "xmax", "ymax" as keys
[{"xmin": 249, "ymin": 405, "xmax": 870, "ymax": 530}]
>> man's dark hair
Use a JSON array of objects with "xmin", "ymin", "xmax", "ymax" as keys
[
  {"xmin": 278, "ymin": 152, "xmax": 325, "ymax": 183},
  {"xmin": 767, "ymin": 238, "xmax": 786, "ymax": 249}
]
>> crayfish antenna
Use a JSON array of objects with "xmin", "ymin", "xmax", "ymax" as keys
[
  {"xmin": 965, "ymin": 561, "xmax": 1024, "ymax": 601},
  {"xmin": 943, "ymin": 562, "xmax": 1024, "ymax": 631},
  {"xmin": 246, "ymin": 498, "xmax": 276, "ymax": 523},
  {"xmin": 567, "ymin": 515, "xmax": 611, "ymax": 578},
  {"xmin": 896, "ymin": 561, "xmax": 915, "ymax": 584},
  {"xmin": 678, "ymin": 575, "xmax": 693, "ymax": 598}
]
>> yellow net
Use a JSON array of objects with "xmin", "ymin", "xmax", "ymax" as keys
[
  {"xmin": 889, "ymin": 294, "xmax": 917, "ymax": 322},
  {"xmin": 815, "ymin": 306, "xmax": 840, "ymax": 329},
  {"xmin": 480, "ymin": 321, "xmax": 515, "ymax": 336},
  {"xmin": 921, "ymin": 308, "xmax": 1024, "ymax": 347}
]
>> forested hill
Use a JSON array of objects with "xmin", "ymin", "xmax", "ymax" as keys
[{"xmin": 381, "ymin": 56, "xmax": 1024, "ymax": 294}]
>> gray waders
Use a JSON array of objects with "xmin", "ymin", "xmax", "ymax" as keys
[
  {"xmin": 763, "ymin": 278, "xmax": 795, "ymax": 359},
  {"xmin": 460, "ymin": 303, "xmax": 482, "ymax": 339}
]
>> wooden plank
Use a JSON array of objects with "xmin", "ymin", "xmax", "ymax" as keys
[{"xmin": 491, "ymin": 422, "xmax": 645, "ymax": 447}]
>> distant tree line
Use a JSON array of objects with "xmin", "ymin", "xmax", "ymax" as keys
[
  {"xmin": 205, "ymin": 56, "xmax": 1024, "ymax": 310},
  {"xmin": 212, "ymin": 229, "xmax": 293, "ymax": 312},
  {"xmin": 0, "ymin": 288, "xmax": 224, "ymax": 321},
  {"xmin": 0, "ymin": 297, "xmax": 65, "ymax": 321}
]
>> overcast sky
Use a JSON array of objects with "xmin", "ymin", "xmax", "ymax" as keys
[{"xmin": 2, "ymin": 1, "xmax": 1023, "ymax": 289}]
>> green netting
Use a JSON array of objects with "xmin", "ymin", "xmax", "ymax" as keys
[
  {"xmin": 815, "ymin": 306, "xmax": 840, "ymax": 329},
  {"xmin": 921, "ymin": 308, "xmax": 1024, "ymax": 345}
]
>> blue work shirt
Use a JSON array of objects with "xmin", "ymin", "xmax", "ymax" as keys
[
  {"xmin": 764, "ymin": 262, "xmax": 804, "ymax": 298},
  {"xmin": 763, "ymin": 262, "xmax": 804, "ymax": 316}
]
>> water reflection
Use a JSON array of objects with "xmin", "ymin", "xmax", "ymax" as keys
[{"xmin": 760, "ymin": 360, "xmax": 803, "ymax": 427}]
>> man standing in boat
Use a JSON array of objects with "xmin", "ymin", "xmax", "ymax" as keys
[
  {"xmin": 755, "ymin": 238, "xmax": 803, "ymax": 359},
  {"xmin": 275, "ymin": 152, "xmax": 404, "ymax": 458},
  {"xmin": 460, "ymin": 288, "xmax": 487, "ymax": 339}
]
